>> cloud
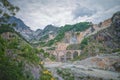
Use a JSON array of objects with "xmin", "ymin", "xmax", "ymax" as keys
[
  {"xmin": 72, "ymin": 5, "xmax": 97, "ymax": 19},
  {"xmin": 8, "ymin": 0, "xmax": 120, "ymax": 30}
]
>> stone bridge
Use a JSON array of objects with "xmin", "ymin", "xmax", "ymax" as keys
[{"xmin": 46, "ymin": 50, "xmax": 81, "ymax": 62}]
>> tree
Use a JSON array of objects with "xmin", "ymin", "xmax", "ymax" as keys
[
  {"xmin": 0, "ymin": 0, "xmax": 19, "ymax": 17},
  {"xmin": 0, "ymin": 0, "xmax": 19, "ymax": 24},
  {"xmin": 0, "ymin": 1, "xmax": 24, "ymax": 80}
]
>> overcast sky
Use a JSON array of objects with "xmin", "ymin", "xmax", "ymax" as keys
[{"xmin": 8, "ymin": 0, "xmax": 120, "ymax": 30}]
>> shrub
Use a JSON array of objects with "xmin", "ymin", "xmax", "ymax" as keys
[{"xmin": 80, "ymin": 37, "xmax": 89, "ymax": 49}]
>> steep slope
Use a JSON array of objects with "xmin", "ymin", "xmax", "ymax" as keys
[
  {"xmin": 0, "ymin": 26, "xmax": 40, "ymax": 79},
  {"xmin": 8, "ymin": 16, "xmax": 34, "ymax": 41},
  {"xmin": 34, "ymin": 24, "xmax": 59, "ymax": 41},
  {"xmin": 76, "ymin": 11, "xmax": 120, "ymax": 60},
  {"xmin": 0, "ymin": 0, "xmax": 55, "ymax": 80},
  {"xmin": 43, "ymin": 25, "xmax": 59, "ymax": 34},
  {"xmin": 8, "ymin": 17, "xmax": 59, "ymax": 42},
  {"xmin": 43, "ymin": 12, "xmax": 120, "ymax": 80},
  {"xmin": 42, "ymin": 22, "xmax": 92, "ymax": 47},
  {"xmin": 0, "ymin": 26, "xmax": 55, "ymax": 80},
  {"xmin": 66, "ymin": 19, "xmax": 112, "ymax": 50},
  {"xmin": 33, "ymin": 29, "xmax": 42, "ymax": 37}
]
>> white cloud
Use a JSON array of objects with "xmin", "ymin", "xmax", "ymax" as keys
[{"xmin": 8, "ymin": 0, "xmax": 120, "ymax": 30}]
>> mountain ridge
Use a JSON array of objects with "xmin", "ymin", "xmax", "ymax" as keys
[{"xmin": 8, "ymin": 16, "xmax": 34, "ymax": 41}]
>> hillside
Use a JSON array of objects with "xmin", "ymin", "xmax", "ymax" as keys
[
  {"xmin": 33, "ymin": 24, "xmax": 59, "ymax": 41},
  {"xmin": 7, "ymin": 17, "xmax": 60, "ymax": 42},
  {"xmin": 73, "ymin": 11, "xmax": 120, "ymax": 60},
  {"xmin": 1, "ymin": 0, "xmax": 120, "ymax": 80},
  {"xmin": 8, "ymin": 16, "xmax": 34, "ymax": 41},
  {"xmin": 34, "ymin": 22, "xmax": 92, "ymax": 48},
  {"xmin": 66, "ymin": 19, "xmax": 112, "ymax": 50},
  {"xmin": 44, "ymin": 11, "xmax": 120, "ymax": 80},
  {"xmin": 6, "ymin": 17, "xmax": 93, "ymax": 48},
  {"xmin": 0, "ymin": 25, "xmax": 56, "ymax": 80}
]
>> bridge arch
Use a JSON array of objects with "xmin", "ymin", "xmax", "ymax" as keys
[
  {"xmin": 45, "ymin": 50, "xmax": 81, "ymax": 62},
  {"xmin": 73, "ymin": 51, "xmax": 79, "ymax": 58},
  {"xmin": 66, "ymin": 51, "xmax": 72, "ymax": 61}
]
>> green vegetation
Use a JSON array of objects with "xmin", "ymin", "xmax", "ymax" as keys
[
  {"xmin": 46, "ymin": 39, "xmax": 55, "ymax": 46},
  {"xmin": 59, "ymin": 22, "xmax": 92, "ymax": 33},
  {"xmin": 0, "ymin": 25, "xmax": 30, "ymax": 45},
  {"xmin": 18, "ymin": 44, "xmax": 40, "ymax": 63},
  {"xmin": 45, "ymin": 22, "xmax": 92, "ymax": 46},
  {"xmin": 39, "ymin": 34, "xmax": 49, "ymax": 41},
  {"xmin": 0, "ymin": 0, "xmax": 56, "ymax": 80},
  {"xmin": 0, "ymin": 0, "xmax": 19, "ymax": 16},
  {"xmin": 80, "ymin": 37, "xmax": 89, "ymax": 50},
  {"xmin": 47, "ymin": 47, "xmax": 56, "ymax": 50},
  {"xmin": 57, "ymin": 68, "xmax": 74, "ymax": 80},
  {"xmin": 0, "ymin": 24, "xmax": 14, "ymax": 34},
  {"xmin": 112, "ymin": 48, "xmax": 120, "ymax": 55},
  {"xmin": 0, "ymin": 55, "xmax": 27, "ymax": 80},
  {"xmin": 0, "ymin": 31, "xmax": 40, "ymax": 63},
  {"xmin": 0, "ymin": 31, "xmax": 56, "ymax": 80},
  {"xmin": 67, "ymin": 44, "xmax": 80, "ymax": 50},
  {"xmin": 0, "ymin": 1, "xmax": 25, "ymax": 79},
  {"xmin": 39, "ymin": 49, "xmax": 56, "ymax": 61},
  {"xmin": 31, "ymin": 41, "xmax": 45, "ymax": 47},
  {"xmin": 40, "ymin": 69, "xmax": 56, "ymax": 80},
  {"xmin": 0, "ymin": 2, "xmax": 24, "ymax": 79},
  {"xmin": 0, "ymin": 35, "xmax": 26, "ymax": 80}
]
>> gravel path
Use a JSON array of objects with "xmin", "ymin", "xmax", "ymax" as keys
[{"xmin": 44, "ymin": 62, "xmax": 120, "ymax": 80}]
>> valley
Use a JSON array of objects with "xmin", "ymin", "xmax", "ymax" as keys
[
  {"xmin": 44, "ymin": 58, "xmax": 120, "ymax": 80},
  {"xmin": 38, "ymin": 11, "xmax": 120, "ymax": 80},
  {"xmin": 34, "ymin": 11, "xmax": 120, "ymax": 80},
  {"xmin": 0, "ymin": 0, "xmax": 120, "ymax": 80}
]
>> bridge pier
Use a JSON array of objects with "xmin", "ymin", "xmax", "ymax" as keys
[
  {"xmin": 64, "ymin": 52, "xmax": 67, "ymax": 62},
  {"xmin": 56, "ymin": 52, "xmax": 61, "ymax": 62},
  {"xmin": 71, "ymin": 53, "xmax": 73, "ymax": 60},
  {"xmin": 78, "ymin": 50, "xmax": 81, "ymax": 56}
]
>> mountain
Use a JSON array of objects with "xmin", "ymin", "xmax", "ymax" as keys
[
  {"xmin": 66, "ymin": 19, "xmax": 112, "ymax": 50},
  {"xmin": 33, "ymin": 29, "xmax": 42, "ymax": 37},
  {"xmin": 37, "ymin": 22, "xmax": 93, "ymax": 47},
  {"xmin": 73, "ymin": 11, "xmax": 120, "ymax": 61},
  {"xmin": 6, "ymin": 17, "xmax": 94, "ymax": 46},
  {"xmin": 34, "ymin": 25, "xmax": 59, "ymax": 40},
  {"xmin": 8, "ymin": 16, "xmax": 34, "ymax": 41},
  {"xmin": 7, "ymin": 17, "xmax": 59, "ymax": 42},
  {"xmin": 31, "ymin": 22, "xmax": 99, "ymax": 48},
  {"xmin": 43, "ymin": 24, "xmax": 59, "ymax": 34},
  {"xmin": 43, "ymin": 12, "xmax": 120, "ymax": 80},
  {"xmin": 0, "ymin": 26, "xmax": 40, "ymax": 79},
  {"xmin": 0, "ymin": 24, "xmax": 55, "ymax": 80}
]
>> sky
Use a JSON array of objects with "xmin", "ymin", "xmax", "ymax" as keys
[{"xmin": 8, "ymin": 0, "xmax": 120, "ymax": 30}]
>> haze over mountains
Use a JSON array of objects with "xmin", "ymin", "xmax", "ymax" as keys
[
  {"xmin": 1, "ymin": 0, "xmax": 120, "ymax": 80},
  {"xmin": 7, "ymin": 15, "xmax": 111, "ymax": 44},
  {"xmin": 7, "ymin": 16, "xmax": 59, "ymax": 41},
  {"xmin": 1, "ymin": 11, "xmax": 120, "ymax": 80},
  {"xmin": 8, "ymin": 0, "xmax": 120, "ymax": 30}
]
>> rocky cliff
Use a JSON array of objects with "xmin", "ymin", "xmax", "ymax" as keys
[
  {"xmin": 0, "ymin": 25, "xmax": 55, "ymax": 80},
  {"xmin": 8, "ymin": 16, "xmax": 34, "ymax": 41},
  {"xmin": 79, "ymin": 11, "xmax": 120, "ymax": 60}
]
